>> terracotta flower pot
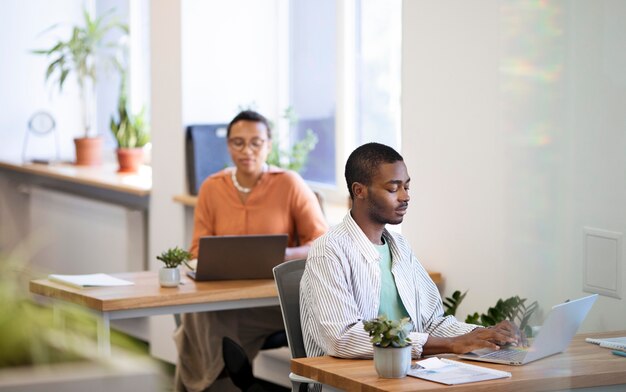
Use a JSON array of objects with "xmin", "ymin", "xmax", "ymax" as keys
[
  {"xmin": 74, "ymin": 137, "xmax": 103, "ymax": 166},
  {"xmin": 116, "ymin": 148, "xmax": 144, "ymax": 173}
]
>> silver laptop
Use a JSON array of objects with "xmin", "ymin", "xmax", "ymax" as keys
[
  {"xmin": 187, "ymin": 234, "xmax": 288, "ymax": 280},
  {"xmin": 458, "ymin": 294, "xmax": 598, "ymax": 365}
]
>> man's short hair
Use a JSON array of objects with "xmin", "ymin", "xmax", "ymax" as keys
[
  {"xmin": 227, "ymin": 110, "xmax": 272, "ymax": 139},
  {"xmin": 345, "ymin": 142, "xmax": 404, "ymax": 199}
]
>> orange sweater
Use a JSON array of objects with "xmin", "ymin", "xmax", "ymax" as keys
[{"xmin": 190, "ymin": 166, "xmax": 328, "ymax": 258}]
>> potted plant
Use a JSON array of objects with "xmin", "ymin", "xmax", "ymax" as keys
[
  {"xmin": 156, "ymin": 246, "xmax": 192, "ymax": 287},
  {"xmin": 363, "ymin": 315, "xmax": 412, "ymax": 378},
  {"xmin": 110, "ymin": 71, "xmax": 150, "ymax": 173},
  {"xmin": 32, "ymin": 8, "xmax": 128, "ymax": 166}
]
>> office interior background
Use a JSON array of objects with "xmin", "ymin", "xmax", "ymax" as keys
[{"xmin": 1, "ymin": 0, "xmax": 625, "ymax": 368}]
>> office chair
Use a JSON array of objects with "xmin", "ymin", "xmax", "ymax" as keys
[{"xmin": 272, "ymin": 259, "xmax": 319, "ymax": 392}]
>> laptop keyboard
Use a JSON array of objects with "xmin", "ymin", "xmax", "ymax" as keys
[{"xmin": 481, "ymin": 347, "xmax": 527, "ymax": 362}]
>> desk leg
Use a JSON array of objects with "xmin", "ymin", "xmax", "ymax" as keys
[{"xmin": 97, "ymin": 313, "xmax": 111, "ymax": 356}]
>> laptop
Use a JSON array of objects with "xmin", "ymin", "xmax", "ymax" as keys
[
  {"xmin": 458, "ymin": 294, "xmax": 598, "ymax": 365},
  {"xmin": 187, "ymin": 234, "xmax": 288, "ymax": 280}
]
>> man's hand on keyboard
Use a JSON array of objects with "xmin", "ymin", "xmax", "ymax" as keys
[
  {"xmin": 422, "ymin": 320, "xmax": 526, "ymax": 355},
  {"xmin": 450, "ymin": 320, "xmax": 523, "ymax": 354}
]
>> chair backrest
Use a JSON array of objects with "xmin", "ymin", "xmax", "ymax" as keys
[
  {"xmin": 185, "ymin": 123, "xmax": 230, "ymax": 195},
  {"xmin": 273, "ymin": 258, "xmax": 307, "ymax": 359}
]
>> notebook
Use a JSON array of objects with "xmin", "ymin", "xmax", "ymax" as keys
[
  {"xmin": 187, "ymin": 234, "xmax": 288, "ymax": 280},
  {"xmin": 458, "ymin": 294, "xmax": 598, "ymax": 366},
  {"xmin": 585, "ymin": 336, "xmax": 626, "ymax": 351}
]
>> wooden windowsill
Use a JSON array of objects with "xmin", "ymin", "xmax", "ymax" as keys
[{"xmin": 0, "ymin": 160, "xmax": 151, "ymax": 196}]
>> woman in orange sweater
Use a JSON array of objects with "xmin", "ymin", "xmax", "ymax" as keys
[{"xmin": 174, "ymin": 110, "xmax": 328, "ymax": 392}]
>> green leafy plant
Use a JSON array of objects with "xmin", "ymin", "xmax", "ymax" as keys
[
  {"xmin": 156, "ymin": 246, "xmax": 193, "ymax": 269},
  {"xmin": 443, "ymin": 290, "xmax": 538, "ymax": 337},
  {"xmin": 443, "ymin": 289, "xmax": 468, "ymax": 317},
  {"xmin": 110, "ymin": 71, "xmax": 150, "ymax": 148},
  {"xmin": 0, "ymin": 252, "xmax": 144, "ymax": 368},
  {"xmin": 363, "ymin": 315, "xmax": 412, "ymax": 348},
  {"xmin": 32, "ymin": 8, "xmax": 128, "ymax": 138},
  {"xmin": 465, "ymin": 296, "xmax": 538, "ymax": 337},
  {"xmin": 267, "ymin": 107, "xmax": 319, "ymax": 173},
  {"xmin": 0, "ymin": 257, "xmax": 81, "ymax": 367}
]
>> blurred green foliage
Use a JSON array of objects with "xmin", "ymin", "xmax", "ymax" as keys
[{"xmin": 0, "ymin": 253, "xmax": 144, "ymax": 368}]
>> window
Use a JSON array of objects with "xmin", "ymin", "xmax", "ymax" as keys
[
  {"xmin": 288, "ymin": 0, "xmax": 401, "ymax": 195},
  {"xmin": 355, "ymin": 0, "xmax": 401, "ymax": 149},
  {"xmin": 289, "ymin": 0, "xmax": 337, "ymax": 186}
]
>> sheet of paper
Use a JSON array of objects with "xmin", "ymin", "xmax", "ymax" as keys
[
  {"xmin": 417, "ymin": 357, "xmax": 448, "ymax": 369},
  {"xmin": 408, "ymin": 357, "xmax": 511, "ymax": 385},
  {"xmin": 48, "ymin": 273, "xmax": 134, "ymax": 289}
]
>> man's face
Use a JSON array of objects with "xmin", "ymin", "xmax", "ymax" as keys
[{"xmin": 365, "ymin": 161, "xmax": 410, "ymax": 225}]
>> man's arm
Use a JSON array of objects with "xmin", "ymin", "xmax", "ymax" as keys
[{"xmin": 302, "ymin": 247, "xmax": 376, "ymax": 358}]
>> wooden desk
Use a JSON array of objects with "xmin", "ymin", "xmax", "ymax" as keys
[
  {"xmin": 30, "ymin": 271, "xmax": 278, "ymax": 355},
  {"xmin": 291, "ymin": 331, "xmax": 626, "ymax": 391}
]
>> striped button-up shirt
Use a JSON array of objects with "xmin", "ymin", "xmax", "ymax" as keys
[{"xmin": 300, "ymin": 212, "xmax": 477, "ymax": 359}]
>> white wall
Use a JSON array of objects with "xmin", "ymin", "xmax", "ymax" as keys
[{"xmin": 402, "ymin": 0, "xmax": 626, "ymax": 332}]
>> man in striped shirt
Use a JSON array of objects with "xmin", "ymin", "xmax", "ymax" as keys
[{"xmin": 300, "ymin": 142, "xmax": 521, "ymax": 359}]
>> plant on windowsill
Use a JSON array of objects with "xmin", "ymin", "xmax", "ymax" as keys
[
  {"xmin": 110, "ymin": 70, "xmax": 150, "ymax": 173},
  {"xmin": 32, "ymin": 8, "xmax": 128, "ymax": 166},
  {"xmin": 363, "ymin": 315, "xmax": 412, "ymax": 378},
  {"xmin": 156, "ymin": 246, "xmax": 192, "ymax": 287},
  {"xmin": 267, "ymin": 107, "xmax": 319, "ymax": 174}
]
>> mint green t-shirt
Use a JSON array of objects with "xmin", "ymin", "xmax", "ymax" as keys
[{"xmin": 375, "ymin": 240, "xmax": 409, "ymax": 321}]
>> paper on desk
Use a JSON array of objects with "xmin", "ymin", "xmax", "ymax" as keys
[
  {"xmin": 408, "ymin": 357, "xmax": 511, "ymax": 385},
  {"xmin": 48, "ymin": 273, "xmax": 134, "ymax": 289},
  {"xmin": 417, "ymin": 357, "xmax": 448, "ymax": 369}
]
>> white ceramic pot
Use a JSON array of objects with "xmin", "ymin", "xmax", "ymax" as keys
[
  {"xmin": 159, "ymin": 267, "xmax": 180, "ymax": 287},
  {"xmin": 373, "ymin": 344, "xmax": 411, "ymax": 378}
]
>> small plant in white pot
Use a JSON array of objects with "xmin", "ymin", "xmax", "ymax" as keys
[
  {"xmin": 156, "ymin": 247, "xmax": 192, "ymax": 287},
  {"xmin": 363, "ymin": 315, "xmax": 412, "ymax": 378}
]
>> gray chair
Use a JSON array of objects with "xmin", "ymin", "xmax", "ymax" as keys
[{"xmin": 272, "ymin": 259, "xmax": 318, "ymax": 392}]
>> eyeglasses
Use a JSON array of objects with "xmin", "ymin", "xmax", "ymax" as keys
[{"xmin": 228, "ymin": 137, "xmax": 267, "ymax": 152}]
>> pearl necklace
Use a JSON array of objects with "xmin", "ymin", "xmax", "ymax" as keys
[{"xmin": 231, "ymin": 165, "xmax": 267, "ymax": 194}]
